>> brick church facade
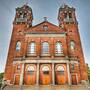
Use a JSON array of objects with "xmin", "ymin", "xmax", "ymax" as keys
[{"xmin": 4, "ymin": 4, "xmax": 88, "ymax": 85}]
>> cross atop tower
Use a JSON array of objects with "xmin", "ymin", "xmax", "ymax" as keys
[{"xmin": 44, "ymin": 17, "xmax": 48, "ymax": 22}]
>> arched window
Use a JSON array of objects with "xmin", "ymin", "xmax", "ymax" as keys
[
  {"xmin": 55, "ymin": 42, "xmax": 62, "ymax": 54},
  {"xmin": 71, "ymin": 64, "xmax": 75, "ymax": 70},
  {"xmin": 70, "ymin": 41, "xmax": 75, "ymax": 50},
  {"xmin": 69, "ymin": 13, "xmax": 72, "ymax": 18},
  {"xmin": 42, "ymin": 66, "xmax": 50, "ymax": 75},
  {"xmin": 27, "ymin": 66, "xmax": 35, "ymax": 75},
  {"xmin": 28, "ymin": 42, "xmax": 35, "ymax": 54},
  {"xmin": 56, "ymin": 66, "xmax": 64, "ymax": 75},
  {"xmin": 42, "ymin": 42, "xmax": 49, "ymax": 54},
  {"xmin": 17, "ymin": 65, "xmax": 20, "ymax": 70},
  {"xmin": 16, "ymin": 41, "xmax": 21, "ymax": 51}
]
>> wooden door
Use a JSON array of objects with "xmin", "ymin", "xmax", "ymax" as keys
[
  {"xmin": 55, "ymin": 65, "xmax": 66, "ymax": 85},
  {"xmin": 14, "ymin": 75, "xmax": 20, "ymax": 85},
  {"xmin": 56, "ymin": 72, "xmax": 66, "ymax": 85},
  {"xmin": 40, "ymin": 72, "xmax": 51, "ymax": 85},
  {"xmin": 71, "ymin": 75, "xmax": 77, "ymax": 85},
  {"xmin": 24, "ymin": 72, "xmax": 36, "ymax": 85}
]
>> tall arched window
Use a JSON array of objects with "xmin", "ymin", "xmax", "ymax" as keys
[
  {"xmin": 16, "ymin": 41, "xmax": 21, "ymax": 51},
  {"xmin": 70, "ymin": 41, "xmax": 75, "ymax": 50},
  {"xmin": 55, "ymin": 42, "xmax": 62, "ymax": 54},
  {"xmin": 42, "ymin": 42, "xmax": 49, "ymax": 54},
  {"xmin": 17, "ymin": 65, "xmax": 20, "ymax": 71},
  {"xmin": 28, "ymin": 42, "xmax": 35, "ymax": 54}
]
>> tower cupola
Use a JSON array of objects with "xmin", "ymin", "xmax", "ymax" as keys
[
  {"xmin": 14, "ymin": 4, "xmax": 33, "ymax": 27},
  {"xmin": 58, "ymin": 4, "xmax": 77, "ymax": 27}
]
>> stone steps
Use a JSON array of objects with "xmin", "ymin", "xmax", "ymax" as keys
[{"xmin": 2, "ymin": 85, "xmax": 90, "ymax": 90}]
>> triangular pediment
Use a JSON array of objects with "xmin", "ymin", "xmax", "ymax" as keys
[{"xmin": 26, "ymin": 21, "xmax": 65, "ymax": 34}]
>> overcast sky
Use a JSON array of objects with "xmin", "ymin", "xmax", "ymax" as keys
[{"xmin": 0, "ymin": 0, "xmax": 90, "ymax": 73}]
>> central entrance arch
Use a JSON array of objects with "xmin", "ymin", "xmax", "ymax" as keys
[{"xmin": 40, "ymin": 64, "xmax": 52, "ymax": 85}]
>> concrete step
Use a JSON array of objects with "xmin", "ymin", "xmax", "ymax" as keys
[{"xmin": 2, "ymin": 85, "xmax": 90, "ymax": 90}]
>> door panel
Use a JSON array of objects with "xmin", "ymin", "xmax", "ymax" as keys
[
  {"xmin": 71, "ymin": 75, "xmax": 77, "ymax": 85},
  {"xmin": 15, "ymin": 75, "xmax": 20, "ymax": 85},
  {"xmin": 40, "ymin": 72, "xmax": 51, "ymax": 85},
  {"xmin": 56, "ymin": 72, "xmax": 66, "ymax": 85},
  {"xmin": 24, "ymin": 72, "xmax": 36, "ymax": 85}
]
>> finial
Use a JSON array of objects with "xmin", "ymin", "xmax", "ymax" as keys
[
  {"xmin": 44, "ymin": 17, "xmax": 47, "ymax": 22},
  {"xmin": 25, "ymin": 2, "xmax": 28, "ymax": 6}
]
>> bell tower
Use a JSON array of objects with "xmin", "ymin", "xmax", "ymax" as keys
[
  {"xmin": 58, "ymin": 4, "xmax": 88, "ymax": 82},
  {"xmin": 4, "ymin": 4, "xmax": 33, "ymax": 83},
  {"xmin": 14, "ymin": 4, "xmax": 33, "ymax": 27},
  {"xmin": 58, "ymin": 4, "xmax": 77, "ymax": 27}
]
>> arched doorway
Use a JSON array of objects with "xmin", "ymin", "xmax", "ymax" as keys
[
  {"xmin": 55, "ymin": 65, "xmax": 66, "ymax": 85},
  {"xmin": 24, "ymin": 65, "xmax": 36, "ymax": 85},
  {"xmin": 71, "ymin": 74, "xmax": 77, "ymax": 85},
  {"xmin": 14, "ymin": 75, "xmax": 20, "ymax": 85},
  {"xmin": 40, "ymin": 65, "xmax": 52, "ymax": 85}
]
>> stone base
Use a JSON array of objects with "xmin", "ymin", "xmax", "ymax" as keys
[
  {"xmin": 81, "ymin": 80, "xmax": 88, "ymax": 85},
  {"xmin": 2, "ymin": 85, "xmax": 90, "ymax": 90}
]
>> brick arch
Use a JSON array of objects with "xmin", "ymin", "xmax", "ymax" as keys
[
  {"xmin": 40, "ymin": 64, "xmax": 51, "ymax": 71},
  {"xmin": 56, "ymin": 65, "xmax": 64, "ymax": 71},
  {"xmin": 55, "ymin": 64, "xmax": 66, "ymax": 71},
  {"xmin": 25, "ymin": 64, "xmax": 36, "ymax": 71},
  {"xmin": 41, "ymin": 40, "xmax": 49, "ymax": 43}
]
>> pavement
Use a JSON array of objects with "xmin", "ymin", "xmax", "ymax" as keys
[{"xmin": 1, "ymin": 84, "xmax": 90, "ymax": 90}]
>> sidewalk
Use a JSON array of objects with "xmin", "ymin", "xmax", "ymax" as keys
[{"xmin": 1, "ymin": 84, "xmax": 90, "ymax": 90}]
